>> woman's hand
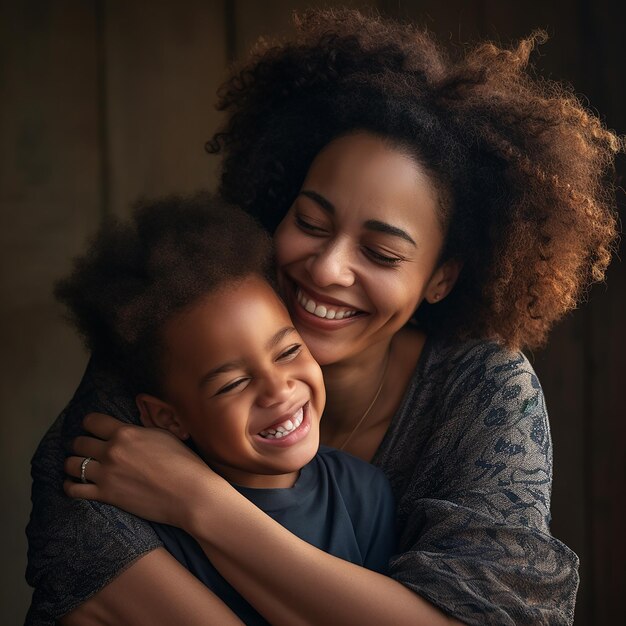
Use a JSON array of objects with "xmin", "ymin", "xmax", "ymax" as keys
[{"xmin": 64, "ymin": 413, "xmax": 223, "ymax": 528}]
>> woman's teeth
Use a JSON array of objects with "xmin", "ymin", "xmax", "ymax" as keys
[
  {"xmin": 259, "ymin": 407, "xmax": 304, "ymax": 439},
  {"xmin": 296, "ymin": 288, "xmax": 358, "ymax": 320}
]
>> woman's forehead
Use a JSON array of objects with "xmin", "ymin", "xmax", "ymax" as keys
[{"xmin": 302, "ymin": 133, "xmax": 441, "ymax": 227}]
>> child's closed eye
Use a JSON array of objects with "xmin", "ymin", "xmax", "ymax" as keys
[
  {"xmin": 277, "ymin": 344, "xmax": 302, "ymax": 362},
  {"xmin": 215, "ymin": 377, "xmax": 250, "ymax": 395}
]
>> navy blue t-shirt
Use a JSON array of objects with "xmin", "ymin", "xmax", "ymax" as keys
[{"xmin": 152, "ymin": 445, "xmax": 396, "ymax": 625}]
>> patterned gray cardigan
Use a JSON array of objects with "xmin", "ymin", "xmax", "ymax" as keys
[{"xmin": 26, "ymin": 335, "xmax": 579, "ymax": 625}]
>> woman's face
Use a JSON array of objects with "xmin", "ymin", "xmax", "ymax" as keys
[{"xmin": 274, "ymin": 132, "xmax": 453, "ymax": 366}]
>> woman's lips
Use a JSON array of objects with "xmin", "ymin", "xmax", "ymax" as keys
[
  {"xmin": 296, "ymin": 287, "xmax": 360, "ymax": 320},
  {"xmin": 287, "ymin": 281, "xmax": 366, "ymax": 327}
]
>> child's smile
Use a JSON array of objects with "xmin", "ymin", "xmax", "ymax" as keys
[
  {"xmin": 140, "ymin": 276, "xmax": 325, "ymax": 489},
  {"xmin": 255, "ymin": 401, "xmax": 311, "ymax": 444}
]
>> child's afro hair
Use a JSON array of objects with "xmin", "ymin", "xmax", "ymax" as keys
[{"xmin": 56, "ymin": 193, "xmax": 274, "ymax": 394}]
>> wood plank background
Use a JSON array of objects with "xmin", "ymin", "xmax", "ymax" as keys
[{"xmin": 1, "ymin": 1, "xmax": 624, "ymax": 624}]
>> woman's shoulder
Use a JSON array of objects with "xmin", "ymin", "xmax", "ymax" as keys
[
  {"xmin": 420, "ymin": 334, "xmax": 545, "ymax": 433},
  {"xmin": 424, "ymin": 334, "xmax": 536, "ymax": 378},
  {"xmin": 378, "ymin": 334, "xmax": 551, "ymax": 517},
  {"xmin": 417, "ymin": 335, "xmax": 542, "ymax": 416},
  {"xmin": 411, "ymin": 336, "xmax": 552, "ymax": 516}
]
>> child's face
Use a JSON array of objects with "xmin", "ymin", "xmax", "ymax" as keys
[{"xmin": 152, "ymin": 275, "xmax": 325, "ymax": 488}]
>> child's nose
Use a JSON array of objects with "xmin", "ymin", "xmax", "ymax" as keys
[{"xmin": 256, "ymin": 371, "xmax": 295, "ymax": 408}]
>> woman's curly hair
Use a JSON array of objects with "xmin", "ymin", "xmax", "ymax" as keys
[
  {"xmin": 55, "ymin": 193, "xmax": 273, "ymax": 394},
  {"xmin": 208, "ymin": 8, "xmax": 622, "ymax": 350}
]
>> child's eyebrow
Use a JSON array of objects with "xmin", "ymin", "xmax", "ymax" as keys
[
  {"xmin": 266, "ymin": 326, "xmax": 296, "ymax": 350},
  {"xmin": 199, "ymin": 361, "xmax": 245, "ymax": 388},
  {"xmin": 199, "ymin": 326, "xmax": 297, "ymax": 388}
]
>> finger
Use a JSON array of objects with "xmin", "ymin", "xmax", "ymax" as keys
[
  {"xmin": 72, "ymin": 435, "xmax": 108, "ymax": 459},
  {"xmin": 64, "ymin": 455, "xmax": 102, "ymax": 484},
  {"xmin": 83, "ymin": 412, "xmax": 127, "ymax": 440},
  {"xmin": 64, "ymin": 478, "xmax": 102, "ymax": 501}
]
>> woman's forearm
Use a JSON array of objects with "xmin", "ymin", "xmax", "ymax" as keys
[
  {"xmin": 185, "ymin": 475, "xmax": 463, "ymax": 626},
  {"xmin": 59, "ymin": 548, "xmax": 245, "ymax": 626}
]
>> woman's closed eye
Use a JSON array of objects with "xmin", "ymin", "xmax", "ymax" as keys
[
  {"xmin": 295, "ymin": 214, "xmax": 328, "ymax": 235},
  {"xmin": 363, "ymin": 246, "xmax": 405, "ymax": 267}
]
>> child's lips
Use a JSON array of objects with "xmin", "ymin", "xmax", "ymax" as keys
[
  {"xmin": 254, "ymin": 403, "xmax": 312, "ymax": 446},
  {"xmin": 258, "ymin": 404, "xmax": 305, "ymax": 439}
]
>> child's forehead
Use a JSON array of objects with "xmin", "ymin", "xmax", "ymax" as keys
[
  {"xmin": 205, "ymin": 274, "xmax": 284, "ymax": 313},
  {"xmin": 164, "ymin": 275, "xmax": 290, "ymax": 347}
]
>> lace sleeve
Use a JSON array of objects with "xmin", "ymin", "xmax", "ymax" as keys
[
  {"xmin": 386, "ymin": 342, "xmax": 579, "ymax": 625},
  {"xmin": 25, "ymin": 359, "xmax": 162, "ymax": 626}
]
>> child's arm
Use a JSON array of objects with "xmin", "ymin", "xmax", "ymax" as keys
[
  {"xmin": 65, "ymin": 413, "xmax": 462, "ymax": 626},
  {"xmin": 182, "ymin": 474, "xmax": 457, "ymax": 626},
  {"xmin": 60, "ymin": 548, "xmax": 245, "ymax": 626}
]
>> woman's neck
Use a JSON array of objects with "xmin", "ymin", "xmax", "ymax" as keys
[
  {"xmin": 319, "ymin": 327, "xmax": 427, "ymax": 456},
  {"xmin": 320, "ymin": 339, "xmax": 391, "ymax": 432}
]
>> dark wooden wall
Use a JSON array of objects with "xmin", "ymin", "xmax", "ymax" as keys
[{"xmin": 1, "ymin": 1, "xmax": 624, "ymax": 624}]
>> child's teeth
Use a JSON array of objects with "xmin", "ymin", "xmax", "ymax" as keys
[{"xmin": 258, "ymin": 407, "xmax": 305, "ymax": 438}]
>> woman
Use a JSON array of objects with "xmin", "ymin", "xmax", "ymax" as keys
[{"xmin": 27, "ymin": 9, "xmax": 619, "ymax": 626}]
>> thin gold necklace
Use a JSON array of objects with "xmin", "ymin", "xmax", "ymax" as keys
[{"xmin": 338, "ymin": 346, "xmax": 391, "ymax": 451}]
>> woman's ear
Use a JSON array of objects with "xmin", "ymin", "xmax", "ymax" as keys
[
  {"xmin": 425, "ymin": 258, "xmax": 463, "ymax": 304},
  {"xmin": 136, "ymin": 394, "xmax": 190, "ymax": 441}
]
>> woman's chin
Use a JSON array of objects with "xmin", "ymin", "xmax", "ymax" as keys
[{"xmin": 296, "ymin": 334, "xmax": 343, "ymax": 366}]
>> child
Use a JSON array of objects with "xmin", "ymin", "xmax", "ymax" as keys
[{"xmin": 56, "ymin": 193, "xmax": 396, "ymax": 625}]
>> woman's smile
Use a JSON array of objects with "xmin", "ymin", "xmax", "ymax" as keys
[
  {"xmin": 275, "ymin": 132, "xmax": 447, "ymax": 366},
  {"xmin": 287, "ymin": 281, "xmax": 368, "ymax": 332},
  {"xmin": 296, "ymin": 285, "xmax": 364, "ymax": 320}
]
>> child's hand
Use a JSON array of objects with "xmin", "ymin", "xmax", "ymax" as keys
[{"xmin": 64, "ymin": 413, "xmax": 224, "ymax": 529}]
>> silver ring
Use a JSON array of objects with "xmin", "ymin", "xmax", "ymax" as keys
[{"xmin": 80, "ymin": 457, "xmax": 93, "ymax": 484}]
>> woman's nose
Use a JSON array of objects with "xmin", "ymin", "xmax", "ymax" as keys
[
  {"xmin": 305, "ymin": 239, "xmax": 355, "ymax": 288},
  {"xmin": 256, "ymin": 370, "xmax": 295, "ymax": 408}
]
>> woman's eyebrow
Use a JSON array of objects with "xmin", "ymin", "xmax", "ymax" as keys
[
  {"xmin": 299, "ymin": 189, "xmax": 335, "ymax": 214},
  {"xmin": 363, "ymin": 219, "xmax": 416, "ymax": 246},
  {"xmin": 300, "ymin": 189, "xmax": 416, "ymax": 246}
]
